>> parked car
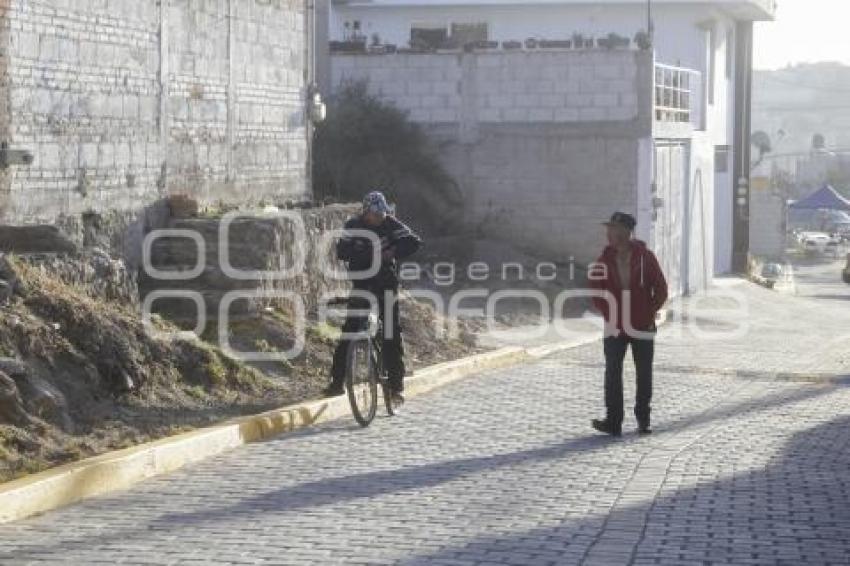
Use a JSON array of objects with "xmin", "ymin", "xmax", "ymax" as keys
[
  {"xmin": 799, "ymin": 232, "xmax": 832, "ymax": 254},
  {"xmin": 831, "ymin": 221, "xmax": 850, "ymax": 238}
]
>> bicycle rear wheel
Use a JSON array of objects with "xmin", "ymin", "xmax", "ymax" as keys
[{"xmin": 346, "ymin": 339, "xmax": 378, "ymax": 427}]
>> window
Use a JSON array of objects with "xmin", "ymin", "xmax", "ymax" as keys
[{"xmin": 655, "ymin": 65, "xmax": 692, "ymax": 124}]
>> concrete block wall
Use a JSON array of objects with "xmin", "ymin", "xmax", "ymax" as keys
[
  {"xmin": 441, "ymin": 129, "xmax": 640, "ymax": 263},
  {"xmin": 167, "ymin": 0, "xmax": 230, "ymax": 201},
  {"xmin": 3, "ymin": 0, "xmax": 163, "ymax": 222},
  {"xmin": 333, "ymin": 53, "xmax": 463, "ymax": 123},
  {"xmin": 332, "ymin": 49, "xmax": 652, "ymax": 263},
  {"xmin": 0, "ymin": 0, "xmax": 310, "ymax": 225},
  {"xmin": 332, "ymin": 50, "xmax": 645, "ymax": 125}
]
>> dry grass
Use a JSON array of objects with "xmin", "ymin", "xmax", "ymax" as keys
[{"xmin": 0, "ymin": 256, "xmax": 482, "ymax": 482}]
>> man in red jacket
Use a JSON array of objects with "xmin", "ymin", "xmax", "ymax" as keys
[{"xmin": 588, "ymin": 212, "xmax": 668, "ymax": 437}]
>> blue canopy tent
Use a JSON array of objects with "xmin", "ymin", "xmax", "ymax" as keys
[{"xmin": 789, "ymin": 184, "xmax": 850, "ymax": 211}]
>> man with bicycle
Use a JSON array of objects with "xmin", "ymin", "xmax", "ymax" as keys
[{"xmin": 324, "ymin": 191, "xmax": 422, "ymax": 407}]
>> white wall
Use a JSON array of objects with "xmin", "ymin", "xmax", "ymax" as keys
[
  {"xmin": 713, "ymin": 20, "xmax": 737, "ymax": 274},
  {"xmin": 688, "ymin": 131, "xmax": 717, "ymax": 292}
]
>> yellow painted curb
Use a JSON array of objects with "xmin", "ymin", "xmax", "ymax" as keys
[{"xmin": 0, "ymin": 346, "xmax": 530, "ymax": 524}]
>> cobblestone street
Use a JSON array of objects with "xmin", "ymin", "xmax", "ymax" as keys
[
  {"xmin": 1, "ymin": 274, "xmax": 849, "ymax": 565},
  {"xmin": 0, "ymin": 0, "xmax": 838, "ymax": 563}
]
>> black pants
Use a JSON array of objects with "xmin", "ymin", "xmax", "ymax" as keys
[
  {"xmin": 331, "ymin": 290, "xmax": 406, "ymax": 392},
  {"xmin": 603, "ymin": 333, "xmax": 654, "ymax": 426}
]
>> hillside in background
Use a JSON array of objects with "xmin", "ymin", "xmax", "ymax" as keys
[{"xmin": 753, "ymin": 63, "xmax": 850, "ymax": 154}]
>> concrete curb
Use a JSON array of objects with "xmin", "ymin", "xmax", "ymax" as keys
[
  {"xmin": 0, "ymin": 346, "xmax": 531, "ymax": 524},
  {"xmin": 526, "ymin": 334, "xmax": 600, "ymax": 359}
]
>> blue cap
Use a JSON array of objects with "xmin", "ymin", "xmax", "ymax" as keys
[{"xmin": 363, "ymin": 191, "xmax": 391, "ymax": 214}]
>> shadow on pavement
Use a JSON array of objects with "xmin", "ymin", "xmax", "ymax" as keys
[
  {"xmin": 0, "ymin": 381, "xmax": 842, "ymax": 564},
  {"xmin": 125, "ymin": 383, "xmax": 836, "ymax": 524},
  {"xmin": 398, "ymin": 415, "xmax": 850, "ymax": 565}
]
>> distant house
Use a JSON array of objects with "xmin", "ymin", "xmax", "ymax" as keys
[{"xmin": 327, "ymin": 0, "xmax": 775, "ymax": 291}]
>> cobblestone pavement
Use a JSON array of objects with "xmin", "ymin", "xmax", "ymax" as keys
[{"xmin": 1, "ymin": 279, "xmax": 849, "ymax": 565}]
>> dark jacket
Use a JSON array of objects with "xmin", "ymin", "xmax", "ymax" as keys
[
  {"xmin": 589, "ymin": 240, "xmax": 668, "ymax": 334},
  {"xmin": 337, "ymin": 215, "xmax": 422, "ymax": 290}
]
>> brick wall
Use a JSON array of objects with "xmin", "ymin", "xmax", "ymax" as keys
[{"xmin": 0, "ymin": 0, "xmax": 310, "ymax": 225}]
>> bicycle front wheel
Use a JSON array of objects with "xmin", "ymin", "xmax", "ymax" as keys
[{"xmin": 345, "ymin": 339, "xmax": 378, "ymax": 427}]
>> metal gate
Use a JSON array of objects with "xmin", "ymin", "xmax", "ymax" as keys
[{"xmin": 652, "ymin": 141, "xmax": 690, "ymax": 296}]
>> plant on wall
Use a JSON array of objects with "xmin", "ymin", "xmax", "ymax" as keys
[
  {"xmin": 635, "ymin": 31, "xmax": 652, "ymax": 50},
  {"xmin": 312, "ymin": 81, "xmax": 464, "ymax": 234},
  {"xmin": 598, "ymin": 33, "xmax": 630, "ymax": 49}
]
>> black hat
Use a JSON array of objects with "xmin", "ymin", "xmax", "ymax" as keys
[{"xmin": 603, "ymin": 212, "xmax": 637, "ymax": 232}]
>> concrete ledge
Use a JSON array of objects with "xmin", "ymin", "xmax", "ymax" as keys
[{"xmin": 0, "ymin": 346, "xmax": 531, "ymax": 524}]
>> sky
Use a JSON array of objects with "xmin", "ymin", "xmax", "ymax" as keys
[{"xmin": 754, "ymin": 0, "xmax": 850, "ymax": 69}]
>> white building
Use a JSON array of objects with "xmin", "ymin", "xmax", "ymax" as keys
[{"xmin": 326, "ymin": 0, "xmax": 776, "ymax": 288}]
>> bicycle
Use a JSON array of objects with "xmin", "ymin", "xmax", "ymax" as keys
[{"xmin": 329, "ymin": 297, "xmax": 398, "ymax": 427}]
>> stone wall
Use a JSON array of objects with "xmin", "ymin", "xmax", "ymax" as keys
[
  {"xmin": 140, "ymin": 204, "xmax": 359, "ymax": 321},
  {"xmin": 332, "ymin": 50, "xmax": 653, "ymax": 263},
  {"xmin": 0, "ymin": 0, "xmax": 310, "ymax": 225}
]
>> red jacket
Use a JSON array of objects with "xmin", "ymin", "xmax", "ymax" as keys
[{"xmin": 589, "ymin": 240, "xmax": 668, "ymax": 335}]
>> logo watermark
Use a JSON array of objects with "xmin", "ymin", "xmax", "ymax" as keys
[{"xmin": 141, "ymin": 210, "xmax": 752, "ymax": 360}]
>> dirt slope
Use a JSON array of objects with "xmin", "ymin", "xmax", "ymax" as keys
[{"xmin": 0, "ymin": 254, "xmax": 481, "ymax": 482}]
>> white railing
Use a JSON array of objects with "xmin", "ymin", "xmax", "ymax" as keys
[{"xmin": 654, "ymin": 63, "xmax": 703, "ymax": 128}]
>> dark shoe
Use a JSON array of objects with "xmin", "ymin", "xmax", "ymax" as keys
[
  {"xmin": 322, "ymin": 383, "xmax": 345, "ymax": 398},
  {"xmin": 638, "ymin": 422, "xmax": 652, "ymax": 435},
  {"xmin": 390, "ymin": 391, "xmax": 405, "ymax": 408},
  {"xmin": 591, "ymin": 418, "xmax": 622, "ymax": 437}
]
